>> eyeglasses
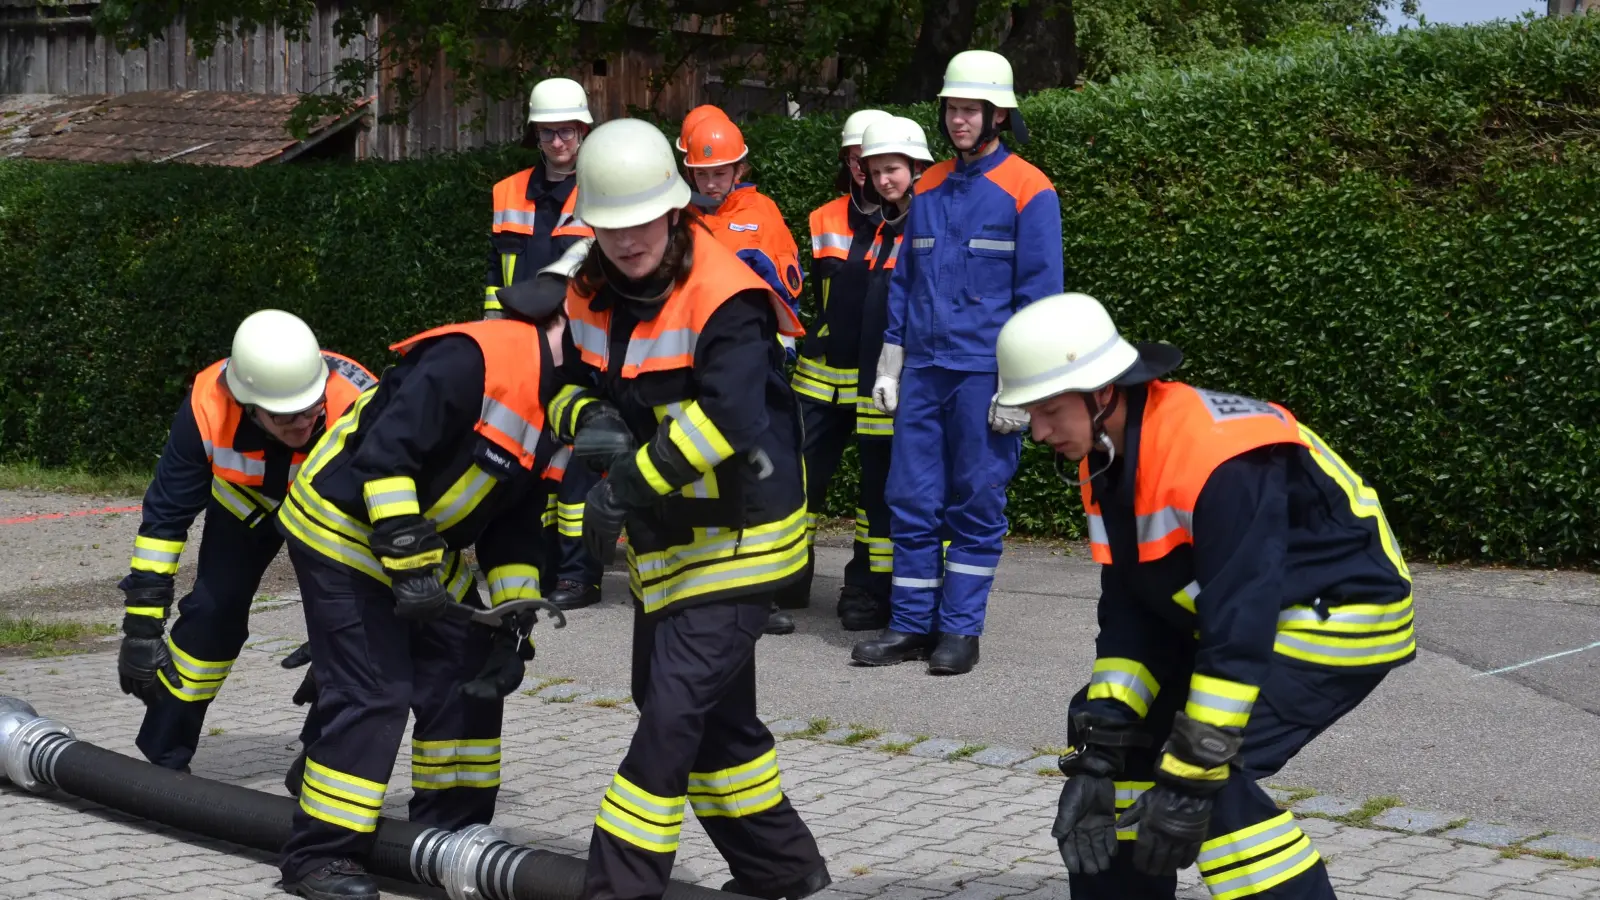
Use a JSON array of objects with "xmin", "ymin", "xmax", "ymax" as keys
[
  {"xmin": 260, "ymin": 399, "xmax": 325, "ymax": 426},
  {"xmin": 538, "ymin": 126, "xmax": 581, "ymax": 144}
]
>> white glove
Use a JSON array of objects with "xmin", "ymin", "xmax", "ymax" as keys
[
  {"xmin": 778, "ymin": 334, "xmax": 797, "ymax": 358},
  {"xmin": 988, "ymin": 381, "xmax": 1030, "ymax": 434},
  {"xmin": 873, "ymin": 344, "xmax": 904, "ymax": 415},
  {"xmin": 537, "ymin": 236, "xmax": 594, "ymax": 280}
]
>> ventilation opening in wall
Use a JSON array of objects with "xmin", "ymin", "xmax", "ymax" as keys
[{"xmin": 593, "ymin": 60, "xmax": 608, "ymax": 77}]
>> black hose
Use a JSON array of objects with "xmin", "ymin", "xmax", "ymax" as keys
[{"xmin": 9, "ymin": 709, "xmax": 731, "ymax": 900}]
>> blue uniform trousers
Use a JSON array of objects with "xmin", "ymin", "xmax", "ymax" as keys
[{"xmin": 885, "ymin": 365, "xmax": 1021, "ymax": 637}]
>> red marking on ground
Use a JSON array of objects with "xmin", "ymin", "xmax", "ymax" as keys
[{"xmin": 0, "ymin": 504, "xmax": 143, "ymax": 526}]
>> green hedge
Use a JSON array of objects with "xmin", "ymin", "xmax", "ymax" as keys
[{"xmin": 3, "ymin": 16, "xmax": 1599, "ymax": 566}]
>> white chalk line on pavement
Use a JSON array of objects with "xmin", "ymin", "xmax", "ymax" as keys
[{"xmin": 1473, "ymin": 638, "xmax": 1600, "ymax": 677}]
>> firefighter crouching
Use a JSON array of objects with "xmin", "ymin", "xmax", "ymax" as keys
[
  {"xmin": 539, "ymin": 118, "xmax": 830, "ymax": 900},
  {"xmin": 117, "ymin": 309, "xmax": 375, "ymax": 775},
  {"xmin": 273, "ymin": 314, "xmax": 568, "ymax": 900},
  {"xmin": 994, "ymin": 293, "xmax": 1416, "ymax": 900}
]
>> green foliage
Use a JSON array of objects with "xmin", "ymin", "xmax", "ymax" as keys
[{"xmin": 4, "ymin": 17, "xmax": 1600, "ymax": 565}]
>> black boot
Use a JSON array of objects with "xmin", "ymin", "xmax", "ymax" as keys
[
  {"xmin": 284, "ymin": 750, "xmax": 307, "ymax": 798},
  {"xmin": 281, "ymin": 859, "xmax": 378, "ymax": 900},
  {"xmin": 723, "ymin": 863, "xmax": 833, "ymax": 900},
  {"xmin": 547, "ymin": 579, "xmax": 600, "ymax": 611},
  {"xmin": 928, "ymin": 633, "xmax": 979, "ymax": 675},
  {"xmin": 850, "ymin": 629, "xmax": 936, "ymax": 666},
  {"xmin": 764, "ymin": 603, "xmax": 795, "ymax": 635},
  {"xmin": 837, "ymin": 586, "xmax": 888, "ymax": 632}
]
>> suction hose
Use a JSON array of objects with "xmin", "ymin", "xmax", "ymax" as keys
[{"xmin": 0, "ymin": 696, "xmax": 729, "ymax": 900}]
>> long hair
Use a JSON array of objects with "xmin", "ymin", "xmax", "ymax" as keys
[{"xmin": 572, "ymin": 212, "xmax": 698, "ymax": 299}]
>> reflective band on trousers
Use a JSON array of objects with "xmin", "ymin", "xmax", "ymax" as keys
[{"xmin": 944, "ymin": 561, "xmax": 996, "ymax": 577}]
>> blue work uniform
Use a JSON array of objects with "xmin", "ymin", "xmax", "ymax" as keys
[{"xmin": 881, "ymin": 142, "xmax": 1062, "ymax": 637}]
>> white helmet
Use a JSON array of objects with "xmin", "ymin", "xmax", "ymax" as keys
[
  {"xmin": 574, "ymin": 119, "xmax": 692, "ymax": 230},
  {"xmin": 996, "ymin": 293, "xmax": 1182, "ymax": 407},
  {"xmin": 938, "ymin": 50, "xmax": 1019, "ymax": 109},
  {"xmin": 858, "ymin": 116, "xmax": 933, "ymax": 163},
  {"xmin": 840, "ymin": 109, "xmax": 893, "ymax": 148},
  {"xmin": 224, "ymin": 309, "xmax": 328, "ymax": 414},
  {"xmin": 528, "ymin": 77, "xmax": 593, "ymax": 125}
]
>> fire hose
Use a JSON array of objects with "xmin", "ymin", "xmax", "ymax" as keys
[{"xmin": 0, "ymin": 696, "xmax": 729, "ymax": 900}]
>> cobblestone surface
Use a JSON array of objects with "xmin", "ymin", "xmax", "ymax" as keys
[{"xmin": 2, "ymin": 644, "xmax": 1598, "ymax": 900}]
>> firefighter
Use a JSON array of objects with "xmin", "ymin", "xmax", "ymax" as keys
[
  {"xmin": 485, "ymin": 74, "xmax": 604, "ymax": 612},
  {"xmin": 273, "ymin": 314, "xmax": 567, "ymax": 900},
  {"xmin": 851, "ymin": 50, "xmax": 1063, "ymax": 675},
  {"xmin": 542, "ymin": 117, "xmax": 830, "ymax": 900},
  {"xmin": 778, "ymin": 109, "xmax": 892, "ymax": 627},
  {"xmin": 994, "ymin": 293, "xmax": 1416, "ymax": 900},
  {"xmin": 116, "ymin": 309, "xmax": 375, "ymax": 774}
]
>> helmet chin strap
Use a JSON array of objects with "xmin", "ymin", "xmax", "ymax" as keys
[{"xmin": 1054, "ymin": 389, "xmax": 1121, "ymax": 488}]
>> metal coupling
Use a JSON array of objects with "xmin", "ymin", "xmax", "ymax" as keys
[
  {"xmin": 0, "ymin": 696, "xmax": 75, "ymax": 793},
  {"xmin": 437, "ymin": 823, "xmax": 508, "ymax": 900}
]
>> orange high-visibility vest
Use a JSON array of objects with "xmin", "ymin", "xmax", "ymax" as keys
[
  {"xmin": 190, "ymin": 352, "xmax": 373, "ymax": 487},
  {"xmin": 492, "ymin": 168, "xmax": 593, "ymax": 239}
]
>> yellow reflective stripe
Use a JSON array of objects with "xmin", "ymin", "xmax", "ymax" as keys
[
  {"xmin": 1204, "ymin": 834, "xmax": 1320, "ymax": 900},
  {"xmin": 501, "ymin": 252, "xmax": 517, "ymax": 285},
  {"xmin": 687, "ymin": 749, "xmax": 777, "ymax": 794},
  {"xmin": 377, "ymin": 547, "xmax": 444, "ymax": 571},
  {"xmin": 1277, "ymin": 596, "xmax": 1414, "ymax": 634},
  {"xmin": 548, "ymin": 385, "xmax": 594, "ymax": 441},
  {"xmin": 300, "ymin": 782, "xmax": 382, "ymax": 833},
  {"xmin": 1087, "ymin": 657, "xmax": 1160, "ymax": 718},
  {"xmin": 1173, "ymin": 579, "xmax": 1200, "ymax": 614},
  {"xmin": 484, "ymin": 286, "xmax": 502, "ymax": 311},
  {"xmin": 413, "ymin": 764, "xmax": 501, "ymax": 789},
  {"xmin": 156, "ymin": 636, "xmax": 234, "ymax": 702},
  {"xmin": 1299, "ymin": 425, "xmax": 1411, "ymax": 582},
  {"xmin": 1114, "ymin": 780, "xmax": 1153, "ymax": 811},
  {"xmin": 595, "ymin": 773, "xmax": 685, "ymax": 854},
  {"xmin": 665, "ymin": 402, "xmax": 735, "ymax": 472},
  {"xmin": 1159, "ymin": 752, "xmax": 1229, "ymax": 782},
  {"xmin": 1199, "ymin": 811, "xmax": 1301, "ymax": 872},
  {"xmin": 487, "ymin": 563, "xmax": 541, "ymax": 606},
  {"xmin": 130, "ymin": 535, "xmax": 184, "ymax": 575},
  {"xmin": 629, "ymin": 508, "xmax": 809, "ymax": 613},
  {"xmin": 1185, "ymin": 674, "xmax": 1259, "ymax": 729},
  {"xmin": 557, "ymin": 501, "xmax": 585, "ymax": 537},
  {"xmin": 794, "ymin": 356, "xmax": 856, "ymax": 386},
  {"xmin": 1274, "ymin": 624, "xmax": 1417, "ymax": 667},
  {"xmin": 210, "ymin": 478, "xmax": 257, "ymax": 521},
  {"xmin": 790, "ymin": 374, "xmax": 837, "ymax": 404},
  {"xmin": 303, "ymin": 758, "xmax": 387, "ymax": 806},
  {"xmin": 424, "ymin": 465, "xmax": 497, "ymax": 531},
  {"xmin": 635, "ymin": 445, "xmax": 674, "ymax": 495},
  {"xmin": 687, "ymin": 749, "xmax": 784, "ymax": 818},
  {"xmin": 126, "ymin": 607, "xmax": 166, "ymax": 618},
  {"xmin": 412, "ymin": 738, "xmax": 503, "ymax": 790},
  {"xmin": 279, "ymin": 494, "xmax": 388, "ymax": 584},
  {"xmin": 542, "ymin": 494, "xmax": 558, "ymax": 528},
  {"xmin": 363, "ymin": 475, "xmax": 420, "ymax": 520}
]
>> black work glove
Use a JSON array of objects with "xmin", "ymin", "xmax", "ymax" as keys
[
  {"xmin": 582, "ymin": 452, "xmax": 657, "ymax": 565},
  {"xmin": 1121, "ymin": 711, "xmax": 1243, "ymax": 876},
  {"xmin": 497, "ymin": 273, "xmax": 569, "ymax": 324},
  {"xmin": 281, "ymin": 642, "xmax": 317, "ymax": 707},
  {"xmin": 118, "ymin": 614, "xmax": 179, "ymax": 704},
  {"xmin": 572, "ymin": 403, "xmax": 636, "ymax": 474},
  {"xmin": 460, "ymin": 613, "xmax": 537, "ymax": 700},
  {"xmin": 371, "ymin": 514, "xmax": 451, "ymax": 621},
  {"xmin": 1052, "ymin": 712, "xmax": 1152, "ymax": 875}
]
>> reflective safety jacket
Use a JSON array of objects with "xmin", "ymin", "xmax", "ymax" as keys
[
  {"xmin": 277, "ymin": 321, "xmax": 562, "ymax": 608},
  {"xmin": 552, "ymin": 225, "xmax": 808, "ymax": 615},
  {"xmin": 695, "ymin": 183, "xmax": 804, "ymax": 318},
  {"xmin": 122, "ymin": 352, "xmax": 376, "ymax": 598},
  {"xmin": 1078, "ymin": 380, "xmax": 1415, "ymax": 741},
  {"xmin": 884, "ymin": 143, "xmax": 1062, "ymax": 372},
  {"xmin": 854, "ymin": 214, "xmax": 903, "ymax": 440},
  {"xmin": 791, "ymin": 193, "xmax": 881, "ymax": 408},
  {"xmin": 485, "ymin": 164, "xmax": 593, "ymax": 317}
]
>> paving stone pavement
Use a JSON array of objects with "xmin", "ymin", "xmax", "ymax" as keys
[{"xmin": 2, "ymin": 644, "xmax": 1599, "ymax": 900}]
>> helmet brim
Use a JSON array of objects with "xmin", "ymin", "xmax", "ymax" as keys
[
  {"xmin": 226, "ymin": 358, "xmax": 329, "ymax": 415},
  {"xmin": 1113, "ymin": 342, "xmax": 1183, "ymax": 387}
]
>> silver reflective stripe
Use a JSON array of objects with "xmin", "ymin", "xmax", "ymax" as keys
[
  {"xmin": 365, "ymin": 488, "xmax": 415, "ymax": 511},
  {"xmin": 548, "ymin": 446, "xmax": 573, "ymax": 472},
  {"xmin": 945, "ymin": 561, "xmax": 996, "ymax": 577},
  {"xmin": 133, "ymin": 544, "xmax": 183, "ymax": 567},
  {"xmin": 493, "ymin": 208, "xmax": 538, "ymax": 228},
  {"xmin": 641, "ymin": 551, "xmax": 804, "ymax": 609},
  {"xmin": 885, "ymin": 241, "xmax": 901, "ymax": 264},
  {"xmin": 299, "ymin": 791, "xmax": 379, "ymax": 830},
  {"xmin": 1007, "ymin": 332, "xmax": 1126, "ymax": 391},
  {"xmin": 1087, "ymin": 514, "xmax": 1108, "ymax": 545},
  {"xmin": 687, "ymin": 758, "xmax": 777, "ymax": 792},
  {"xmin": 893, "ymin": 576, "xmax": 942, "ymax": 589},
  {"xmin": 568, "ymin": 318, "xmax": 609, "ymax": 363},
  {"xmin": 1300, "ymin": 428, "xmax": 1381, "ymax": 511},
  {"xmin": 912, "ymin": 237, "xmax": 935, "ymax": 250},
  {"xmin": 1278, "ymin": 605, "xmax": 1411, "ymax": 628},
  {"xmin": 490, "ymin": 573, "xmax": 539, "ymax": 602},
  {"xmin": 211, "ymin": 481, "xmax": 255, "ymax": 520},
  {"xmin": 480, "ymin": 397, "xmax": 540, "ymax": 456},
  {"xmin": 624, "ymin": 328, "xmax": 697, "ymax": 369},
  {"xmin": 1204, "ymin": 838, "xmax": 1317, "ymax": 895},
  {"xmin": 414, "ymin": 768, "xmax": 500, "ymax": 786},
  {"xmin": 1115, "ymin": 785, "xmax": 1148, "ymax": 804},
  {"xmin": 1275, "ymin": 631, "xmax": 1414, "ymax": 659},
  {"xmin": 303, "ymin": 767, "xmax": 385, "ymax": 806},
  {"xmin": 427, "ymin": 467, "xmax": 494, "ymax": 528},
  {"xmin": 611, "ymin": 781, "xmax": 685, "ymax": 818},
  {"xmin": 1090, "ymin": 668, "xmax": 1155, "ymax": 706},
  {"xmin": 690, "ymin": 782, "xmax": 782, "ymax": 815},
  {"xmin": 287, "ymin": 462, "xmax": 302, "ymax": 483},
  {"xmin": 633, "ymin": 517, "xmax": 804, "ymax": 575},
  {"xmin": 597, "ymin": 804, "xmax": 677, "ymax": 851},
  {"xmin": 669, "ymin": 406, "xmax": 732, "ymax": 467},
  {"xmin": 534, "ymin": 104, "xmax": 588, "ymax": 116},
  {"xmin": 1137, "ymin": 506, "xmax": 1192, "ymax": 546},
  {"xmin": 943, "ymin": 79, "xmax": 1014, "ymax": 92},
  {"xmin": 212, "ymin": 447, "xmax": 266, "ymax": 477},
  {"xmin": 414, "ymin": 742, "xmax": 499, "ymax": 760},
  {"xmin": 581, "ymin": 174, "xmax": 682, "ymax": 210},
  {"xmin": 812, "ymin": 232, "xmax": 852, "ymax": 254},
  {"xmin": 1198, "ymin": 814, "xmax": 1298, "ymax": 867},
  {"xmin": 1188, "ymin": 689, "xmax": 1254, "ymax": 717},
  {"xmin": 968, "ymin": 238, "xmax": 1015, "ymax": 252}
]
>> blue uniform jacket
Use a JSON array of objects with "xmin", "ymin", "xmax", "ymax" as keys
[{"xmin": 883, "ymin": 143, "xmax": 1063, "ymax": 373}]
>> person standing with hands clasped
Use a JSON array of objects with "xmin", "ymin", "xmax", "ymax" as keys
[
  {"xmin": 995, "ymin": 293, "xmax": 1415, "ymax": 900},
  {"xmin": 540, "ymin": 117, "xmax": 830, "ymax": 900},
  {"xmin": 851, "ymin": 50, "xmax": 1063, "ymax": 675}
]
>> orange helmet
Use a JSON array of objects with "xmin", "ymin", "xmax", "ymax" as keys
[
  {"xmin": 675, "ymin": 104, "xmax": 731, "ymax": 152},
  {"xmin": 683, "ymin": 117, "xmax": 748, "ymax": 168}
]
